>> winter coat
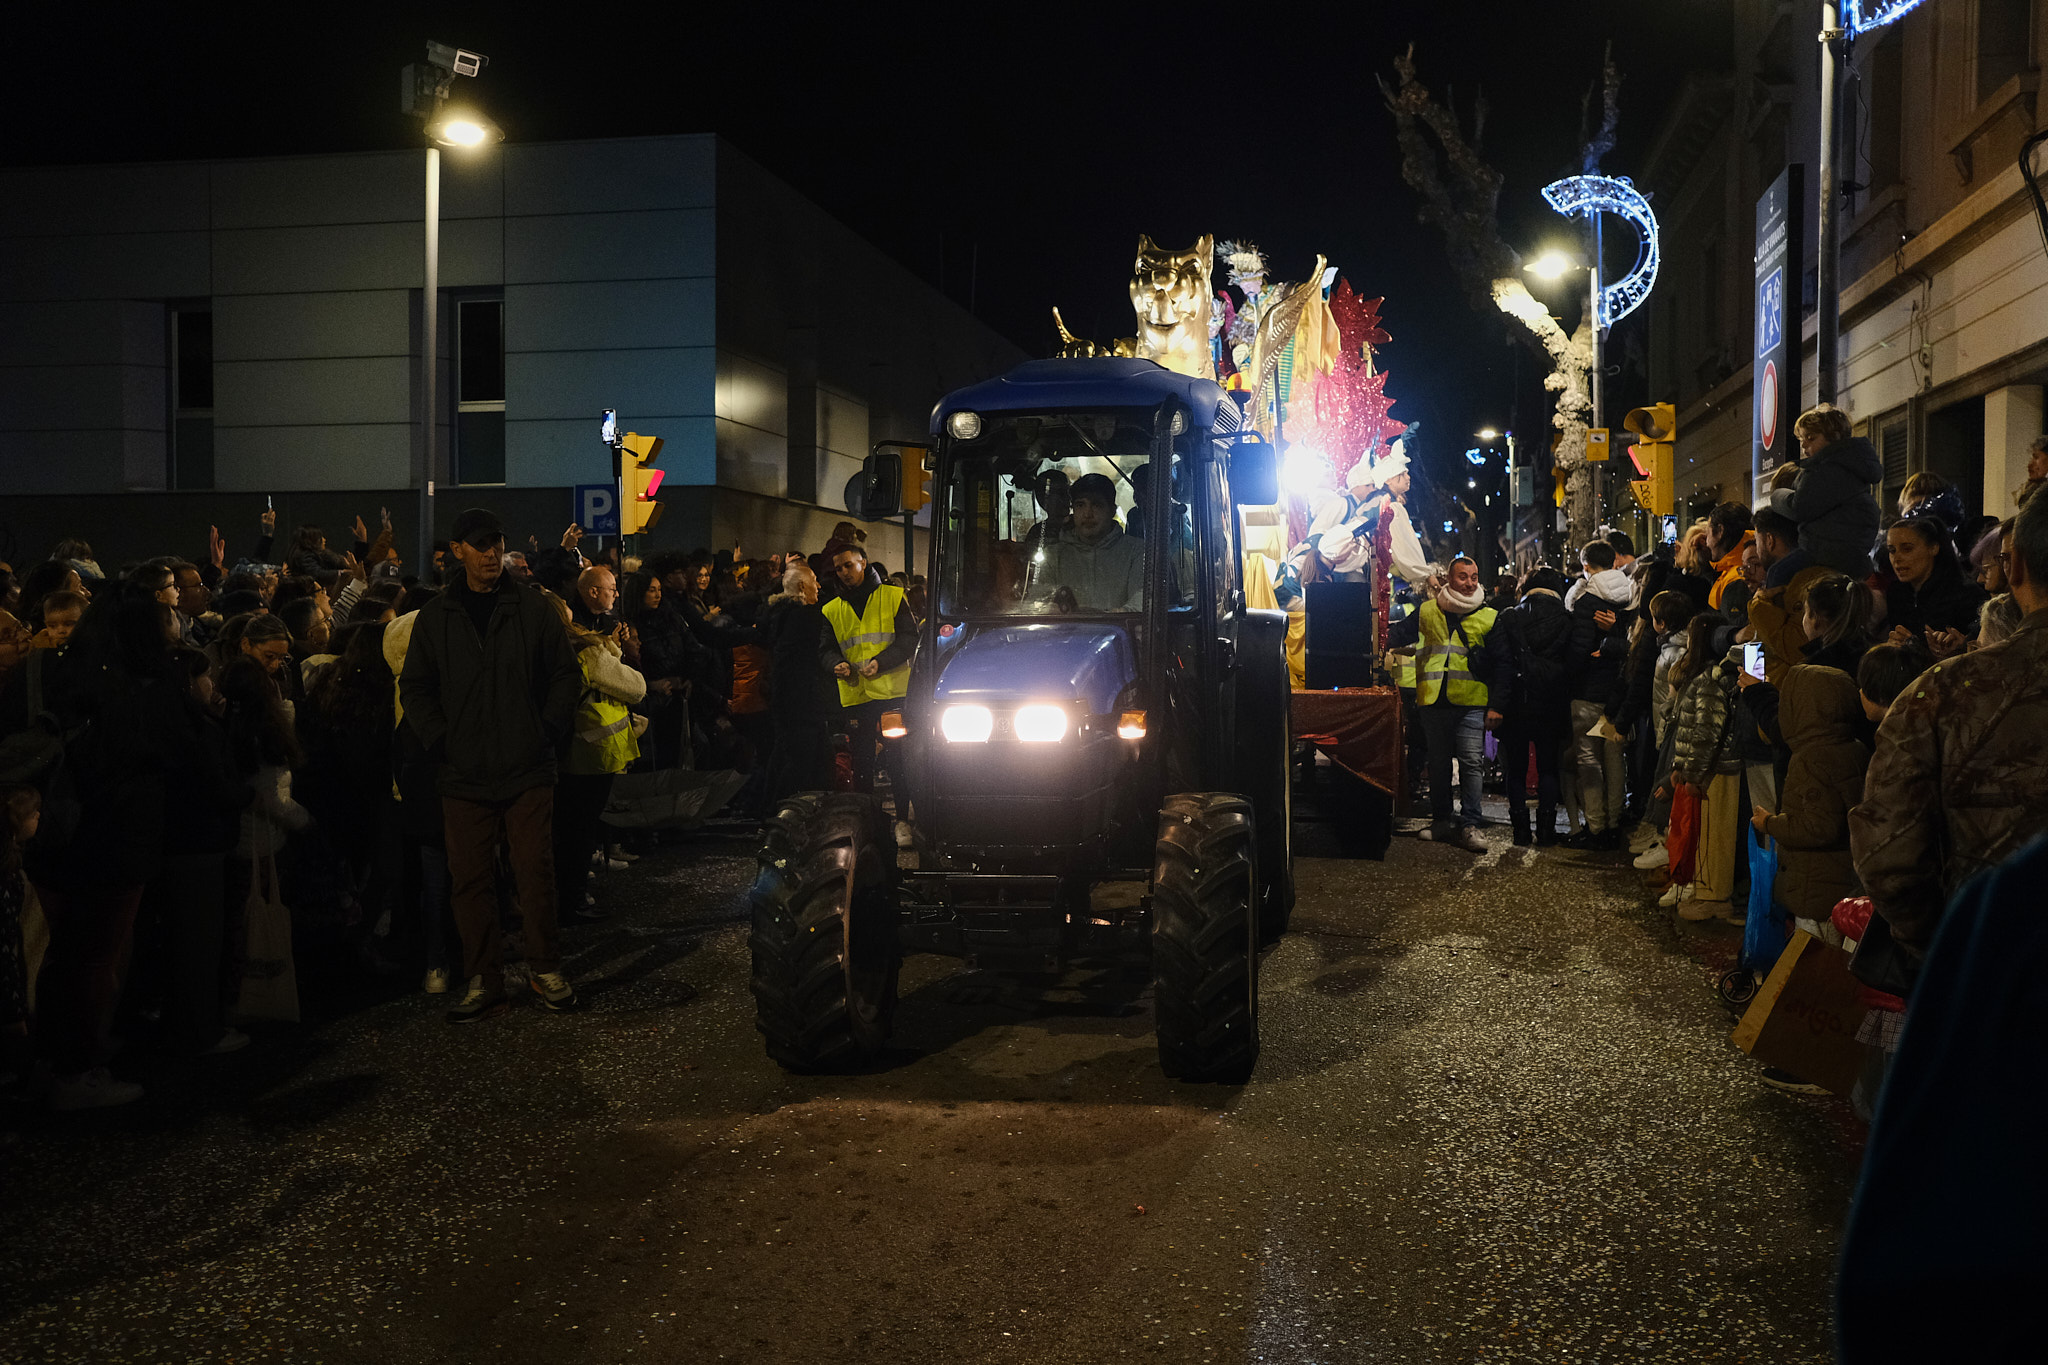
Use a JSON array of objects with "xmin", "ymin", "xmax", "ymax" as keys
[
  {"xmin": 1746, "ymin": 561, "xmax": 1835, "ymax": 684},
  {"xmin": 1800, "ymin": 630, "xmax": 1875, "ymax": 678},
  {"xmin": 764, "ymin": 594, "xmax": 837, "ymax": 724},
  {"xmin": 1651, "ymin": 632, "xmax": 1687, "ymax": 745},
  {"xmin": 1671, "ymin": 665, "xmax": 1743, "ymax": 778},
  {"xmin": 399, "ymin": 575, "xmax": 582, "ymax": 802},
  {"xmin": 1883, "ymin": 560, "xmax": 1987, "ymax": 639},
  {"xmin": 1565, "ymin": 568, "xmax": 1635, "ymax": 704},
  {"xmin": 1487, "ymin": 589, "xmax": 1575, "ymax": 726},
  {"xmin": 1900, "ymin": 488, "xmax": 1967, "ymax": 539},
  {"xmin": 1761, "ymin": 666, "xmax": 1869, "ymax": 922},
  {"xmin": 633, "ymin": 606, "xmax": 695, "ymax": 690},
  {"xmin": 1769, "ymin": 437, "xmax": 1883, "ymax": 578},
  {"xmin": 23, "ymin": 662, "xmax": 189, "ymax": 893},
  {"xmin": 1849, "ymin": 611, "xmax": 2048, "ymax": 964},
  {"xmin": 1834, "ymin": 835, "xmax": 2048, "ymax": 1362},
  {"xmin": 564, "ymin": 638, "xmax": 645, "ymax": 777}
]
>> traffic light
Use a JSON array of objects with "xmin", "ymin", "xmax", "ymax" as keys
[
  {"xmin": 619, "ymin": 431, "xmax": 665, "ymax": 535},
  {"xmin": 1622, "ymin": 402, "xmax": 1676, "ymax": 516},
  {"xmin": 899, "ymin": 444, "xmax": 933, "ymax": 512}
]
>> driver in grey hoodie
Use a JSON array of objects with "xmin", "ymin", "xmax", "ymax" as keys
[
  {"xmin": 1564, "ymin": 540, "xmax": 1637, "ymax": 849},
  {"xmin": 1029, "ymin": 472, "xmax": 1146, "ymax": 611}
]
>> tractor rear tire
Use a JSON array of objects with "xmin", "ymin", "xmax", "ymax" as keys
[
  {"xmin": 749, "ymin": 792, "xmax": 900, "ymax": 1072},
  {"xmin": 1152, "ymin": 793, "xmax": 1259, "ymax": 1083}
]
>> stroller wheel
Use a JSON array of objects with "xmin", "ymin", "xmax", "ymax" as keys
[{"xmin": 1717, "ymin": 967, "xmax": 1758, "ymax": 1010}]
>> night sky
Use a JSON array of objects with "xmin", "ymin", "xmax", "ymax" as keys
[{"xmin": 10, "ymin": 2, "xmax": 1729, "ymax": 498}]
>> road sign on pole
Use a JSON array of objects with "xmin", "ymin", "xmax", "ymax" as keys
[
  {"xmin": 575, "ymin": 483, "xmax": 620, "ymax": 536},
  {"xmin": 1754, "ymin": 165, "xmax": 1805, "ymax": 485}
]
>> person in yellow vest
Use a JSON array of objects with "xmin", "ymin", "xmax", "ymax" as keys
[
  {"xmin": 1387, "ymin": 555, "xmax": 1496, "ymax": 852},
  {"xmin": 820, "ymin": 541, "xmax": 918, "ymax": 844},
  {"xmin": 543, "ymin": 591, "xmax": 645, "ymax": 927}
]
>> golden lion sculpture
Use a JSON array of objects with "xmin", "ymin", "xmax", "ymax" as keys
[
  {"xmin": 1051, "ymin": 234, "xmax": 1216, "ymax": 378},
  {"xmin": 1128, "ymin": 234, "xmax": 1215, "ymax": 380}
]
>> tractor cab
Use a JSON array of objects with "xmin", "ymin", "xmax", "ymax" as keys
[{"xmin": 749, "ymin": 358, "xmax": 1293, "ymax": 1082}]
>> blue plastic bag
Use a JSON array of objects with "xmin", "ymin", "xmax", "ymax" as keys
[{"xmin": 1742, "ymin": 830, "xmax": 1789, "ymax": 971}]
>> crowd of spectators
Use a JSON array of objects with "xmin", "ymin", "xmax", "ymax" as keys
[
  {"xmin": 1423, "ymin": 410, "xmax": 2048, "ymax": 1107},
  {"xmin": 0, "ymin": 504, "xmax": 925, "ymax": 1109}
]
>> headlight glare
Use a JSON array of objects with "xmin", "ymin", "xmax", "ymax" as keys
[
  {"xmin": 1014, "ymin": 705, "xmax": 1068, "ymax": 743},
  {"xmin": 940, "ymin": 704, "xmax": 993, "ymax": 743},
  {"xmin": 948, "ymin": 410, "xmax": 983, "ymax": 440}
]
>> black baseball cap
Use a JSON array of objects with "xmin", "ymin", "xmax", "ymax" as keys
[{"xmin": 449, "ymin": 508, "xmax": 505, "ymax": 548}]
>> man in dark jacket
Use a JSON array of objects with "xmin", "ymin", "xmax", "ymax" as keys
[
  {"xmin": 764, "ymin": 563, "xmax": 835, "ymax": 801},
  {"xmin": 1564, "ymin": 542, "xmax": 1634, "ymax": 848},
  {"xmin": 400, "ymin": 507, "xmax": 583, "ymax": 1023},
  {"xmin": 1488, "ymin": 566, "xmax": 1575, "ymax": 845}
]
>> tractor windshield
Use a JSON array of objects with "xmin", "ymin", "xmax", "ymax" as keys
[{"xmin": 936, "ymin": 410, "xmax": 1195, "ymax": 619}]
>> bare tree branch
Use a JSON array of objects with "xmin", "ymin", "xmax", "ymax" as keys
[{"xmin": 1384, "ymin": 46, "xmax": 1611, "ymax": 551}]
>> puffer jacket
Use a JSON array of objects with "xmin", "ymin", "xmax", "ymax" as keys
[
  {"xmin": 1770, "ymin": 436, "xmax": 1883, "ymax": 578},
  {"xmin": 1487, "ymin": 588, "xmax": 1574, "ymax": 724},
  {"xmin": 1651, "ymin": 632, "xmax": 1687, "ymax": 745},
  {"xmin": 1671, "ymin": 665, "xmax": 1742, "ymax": 778},
  {"xmin": 1761, "ymin": 666, "xmax": 1869, "ymax": 922},
  {"xmin": 1850, "ymin": 612, "xmax": 2048, "ymax": 963}
]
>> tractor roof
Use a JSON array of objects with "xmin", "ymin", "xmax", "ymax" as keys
[{"xmin": 930, "ymin": 358, "xmax": 1229, "ymax": 435}]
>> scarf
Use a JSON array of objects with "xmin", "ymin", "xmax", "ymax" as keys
[
  {"xmin": 1436, "ymin": 582, "xmax": 1486, "ymax": 616},
  {"xmin": 1708, "ymin": 531, "xmax": 1755, "ymax": 609}
]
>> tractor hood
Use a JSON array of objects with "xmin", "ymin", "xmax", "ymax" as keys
[{"xmin": 932, "ymin": 623, "xmax": 1135, "ymax": 716}]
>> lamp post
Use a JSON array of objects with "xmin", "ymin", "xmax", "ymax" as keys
[{"xmin": 401, "ymin": 43, "xmax": 500, "ymax": 574}]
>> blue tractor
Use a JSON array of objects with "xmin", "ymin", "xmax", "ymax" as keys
[{"xmin": 748, "ymin": 358, "xmax": 1293, "ymax": 1082}]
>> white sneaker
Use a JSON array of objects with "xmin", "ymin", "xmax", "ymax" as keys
[
  {"xmin": 607, "ymin": 845, "xmax": 640, "ymax": 863},
  {"xmin": 205, "ymin": 1028, "xmax": 251, "ymax": 1055},
  {"xmin": 1632, "ymin": 843, "xmax": 1670, "ymax": 870},
  {"xmin": 49, "ymin": 1068, "xmax": 143, "ymax": 1111},
  {"xmin": 601, "ymin": 856, "xmax": 631, "ymax": 871},
  {"xmin": 1657, "ymin": 881, "xmax": 1692, "ymax": 908},
  {"xmin": 1627, "ymin": 824, "xmax": 1658, "ymax": 854},
  {"xmin": 894, "ymin": 820, "xmax": 915, "ymax": 849},
  {"xmin": 422, "ymin": 967, "xmax": 451, "ymax": 995}
]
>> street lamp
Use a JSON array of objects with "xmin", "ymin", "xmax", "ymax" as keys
[
  {"xmin": 1476, "ymin": 427, "xmax": 1500, "ymax": 442},
  {"xmin": 402, "ymin": 43, "xmax": 499, "ymax": 573},
  {"xmin": 1522, "ymin": 249, "xmax": 1579, "ymax": 282}
]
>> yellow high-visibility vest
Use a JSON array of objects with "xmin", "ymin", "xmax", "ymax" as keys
[
  {"xmin": 822, "ymin": 585, "xmax": 911, "ymax": 707},
  {"xmin": 1416, "ymin": 600, "xmax": 1496, "ymax": 707}
]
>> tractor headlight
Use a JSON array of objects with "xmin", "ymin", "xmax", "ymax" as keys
[
  {"xmin": 948, "ymin": 410, "xmax": 983, "ymax": 441},
  {"xmin": 1013, "ymin": 705, "xmax": 1068, "ymax": 743},
  {"xmin": 940, "ymin": 704, "xmax": 993, "ymax": 743}
]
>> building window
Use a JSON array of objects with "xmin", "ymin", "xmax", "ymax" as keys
[
  {"xmin": 1977, "ymin": 0, "xmax": 2032, "ymax": 102},
  {"xmin": 1879, "ymin": 418, "xmax": 1910, "ymax": 508},
  {"xmin": 455, "ymin": 297, "xmax": 505, "ymax": 485},
  {"xmin": 171, "ymin": 308, "xmax": 214, "ymax": 490}
]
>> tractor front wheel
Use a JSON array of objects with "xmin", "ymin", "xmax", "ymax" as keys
[
  {"xmin": 749, "ymin": 792, "xmax": 900, "ymax": 1072},
  {"xmin": 1152, "ymin": 793, "xmax": 1259, "ymax": 1083}
]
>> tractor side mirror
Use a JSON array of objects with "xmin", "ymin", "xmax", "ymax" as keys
[
  {"xmin": 843, "ymin": 450, "xmax": 903, "ymax": 520},
  {"xmin": 1225, "ymin": 435, "xmax": 1279, "ymax": 506}
]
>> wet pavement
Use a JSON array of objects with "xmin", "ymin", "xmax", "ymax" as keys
[{"xmin": 0, "ymin": 812, "xmax": 1861, "ymax": 1362}]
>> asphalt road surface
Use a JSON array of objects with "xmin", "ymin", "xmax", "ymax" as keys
[{"xmin": 1, "ymin": 815, "xmax": 1861, "ymax": 1363}]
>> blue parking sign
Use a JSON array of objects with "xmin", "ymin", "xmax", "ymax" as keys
[
  {"xmin": 575, "ymin": 483, "xmax": 620, "ymax": 535},
  {"xmin": 1756, "ymin": 267, "xmax": 1783, "ymax": 357}
]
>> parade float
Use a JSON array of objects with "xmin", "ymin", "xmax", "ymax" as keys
[{"xmin": 1050, "ymin": 236, "xmax": 1416, "ymax": 824}]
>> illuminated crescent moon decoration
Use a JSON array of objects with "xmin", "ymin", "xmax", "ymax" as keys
[
  {"xmin": 1845, "ymin": 1, "xmax": 1925, "ymax": 34},
  {"xmin": 1540, "ymin": 174, "xmax": 1660, "ymax": 330}
]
